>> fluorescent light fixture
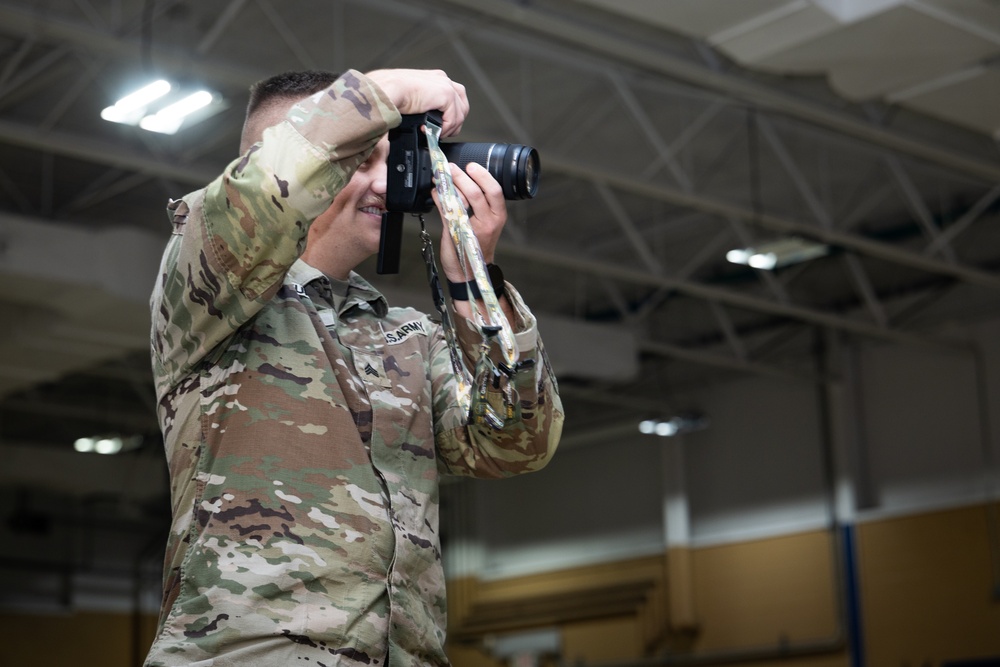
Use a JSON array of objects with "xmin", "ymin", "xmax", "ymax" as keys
[
  {"xmin": 655, "ymin": 420, "xmax": 679, "ymax": 437},
  {"xmin": 101, "ymin": 80, "xmax": 220, "ymax": 134},
  {"xmin": 94, "ymin": 437, "xmax": 123, "ymax": 455},
  {"xmin": 725, "ymin": 248, "xmax": 752, "ymax": 265},
  {"xmin": 638, "ymin": 414, "xmax": 708, "ymax": 438},
  {"xmin": 139, "ymin": 90, "xmax": 214, "ymax": 134},
  {"xmin": 73, "ymin": 437, "xmax": 96, "ymax": 453},
  {"xmin": 726, "ymin": 237, "xmax": 829, "ymax": 271},
  {"xmin": 748, "ymin": 252, "xmax": 778, "ymax": 270},
  {"xmin": 101, "ymin": 79, "xmax": 171, "ymax": 125},
  {"xmin": 73, "ymin": 434, "xmax": 142, "ymax": 454}
]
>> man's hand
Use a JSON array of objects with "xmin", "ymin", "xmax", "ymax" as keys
[
  {"xmin": 434, "ymin": 162, "xmax": 507, "ymax": 283},
  {"xmin": 434, "ymin": 162, "xmax": 517, "ymax": 326},
  {"xmin": 365, "ymin": 69, "xmax": 469, "ymax": 137}
]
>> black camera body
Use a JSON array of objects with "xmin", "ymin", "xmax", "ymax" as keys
[{"xmin": 377, "ymin": 112, "xmax": 540, "ymax": 274}]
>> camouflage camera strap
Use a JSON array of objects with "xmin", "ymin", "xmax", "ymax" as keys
[{"xmin": 421, "ymin": 122, "xmax": 521, "ymax": 430}]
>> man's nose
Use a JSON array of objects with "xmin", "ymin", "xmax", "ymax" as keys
[{"xmin": 371, "ymin": 160, "xmax": 388, "ymax": 195}]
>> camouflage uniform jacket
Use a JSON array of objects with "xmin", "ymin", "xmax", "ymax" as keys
[{"xmin": 145, "ymin": 71, "xmax": 563, "ymax": 667}]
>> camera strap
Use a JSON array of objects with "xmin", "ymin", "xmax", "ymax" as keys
[
  {"xmin": 418, "ymin": 215, "xmax": 473, "ymax": 415},
  {"xmin": 421, "ymin": 122, "xmax": 521, "ymax": 430},
  {"xmin": 424, "ymin": 122, "xmax": 518, "ymax": 367},
  {"xmin": 418, "ymin": 214, "xmax": 520, "ymax": 431}
]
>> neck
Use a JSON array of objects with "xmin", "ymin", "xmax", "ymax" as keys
[{"xmin": 300, "ymin": 246, "xmax": 356, "ymax": 281}]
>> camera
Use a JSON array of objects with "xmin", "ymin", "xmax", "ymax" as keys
[
  {"xmin": 377, "ymin": 111, "xmax": 540, "ymax": 274},
  {"xmin": 386, "ymin": 111, "xmax": 540, "ymax": 212}
]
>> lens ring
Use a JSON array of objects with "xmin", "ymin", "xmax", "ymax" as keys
[{"xmin": 518, "ymin": 147, "xmax": 539, "ymax": 199}]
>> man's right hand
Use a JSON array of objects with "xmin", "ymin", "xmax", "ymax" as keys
[{"xmin": 365, "ymin": 69, "xmax": 469, "ymax": 137}]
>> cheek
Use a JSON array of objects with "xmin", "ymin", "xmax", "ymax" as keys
[{"xmin": 321, "ymin": 188, "xmax": 357, "ymax": 223}]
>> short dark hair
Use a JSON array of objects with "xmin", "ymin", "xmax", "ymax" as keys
[{"xmin": 246, "ymin": 70, "xmax": 342, "ymax": 118}]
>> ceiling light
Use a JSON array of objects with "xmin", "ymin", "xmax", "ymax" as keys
[
  {"xmin": 100, "ymin": 79, "xmax": 172, "ymax": 125},
  {"xmin": 73, "ymin": 436, "xmax": 96, "ymax": 453},
  {"xmin": 655, "ymin": 420, "xmax": 679, "ymax": 437},
  {"xmin": 638, "ymin": 413, "xmax": 708, "ymax": 438},
  {"xmin": 73, "ymin": 434, "xmax": 142, "ymax": 455},
  {"xmin": 101, "ymin": 79, "xmax": 221, "ymax": 134},
  {"xmin": 726, "ymin": 237, "xmax": 829, "ymax": 271},
  {"xmin": 139, "ymin": 90, "xmax": 214, "ymax": 134},
  {"xmin": 94, "ymin": 437, "xmax": 123, "ymax": 455},
  {"xmin": 747, "ymin": 252, "xmax": 778, "ymax": 270},
  {"xmin": 725, "ymin": 248, "xmax": 752, "ymax": 265}
]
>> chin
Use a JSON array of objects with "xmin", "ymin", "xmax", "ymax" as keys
[{"xmin": 363, "ymin": 230, "xmax": 384, "ymax": 257}]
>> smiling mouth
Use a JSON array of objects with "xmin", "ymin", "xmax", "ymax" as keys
[{"xmin": 359, "ymin": 202, "xmax": 386, "ymax": 217}]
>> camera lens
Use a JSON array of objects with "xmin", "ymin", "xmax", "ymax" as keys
[{"xmin": 441, "ymin": 142, "xmax": 540, "ymax": 200}]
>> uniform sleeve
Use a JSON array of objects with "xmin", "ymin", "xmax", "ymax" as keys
[
  {"xmin": 151, "ymin": 70, "xmax": 401, "ymax": 390},
  {"xmin": 432, "ymin": 284, "xmax": 564, "ymax": 478}
]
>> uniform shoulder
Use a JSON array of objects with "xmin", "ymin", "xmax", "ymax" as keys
[{"xmin": 384, "ymin": 304, "xmax": 436, "ymax": 326}]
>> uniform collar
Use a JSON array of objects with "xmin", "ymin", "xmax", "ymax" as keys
[{"xmin": 288, "ymin": 259, "xmax": 388, "ymax": 317}]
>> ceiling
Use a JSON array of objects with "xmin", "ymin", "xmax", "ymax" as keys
[{"xmin": 1, "ymin": 0, "xmax": 999, "ymax": 581}]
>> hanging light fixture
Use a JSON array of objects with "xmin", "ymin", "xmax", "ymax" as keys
[
  {"xmin": 638, "ymin": 413, "xmax": 709, "ymax": 438},
  {"xmin": 139, "ymin": 90, "xmax": 215, "ymax": 134},
  {"xmin": 726, "ymin": 236, "xmax": 829, "ymax": 271},
  {"xmin": 100, "ymin": 79, "xmax": 172, "ymax": 125},
  {"xmin": 73, "ymin": 434, "xmax": 143, "ymax": 455},
  {"xmin": 731, "ymin": 111, "xmax": 829, "ymax": 272},
  {"xmin": 101, "ymin": 79, "xmax": 221, "ymax": 134}
]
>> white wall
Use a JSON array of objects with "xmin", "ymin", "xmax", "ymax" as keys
[
  {"xmin": 459, "ymin": 434, "xmax": 666, "ymax": 579},
  {"xmin": 452, "ymin": 316, "xmax": 1000, "ymax": 578},
  {"xmin": 856, "ymin": 340, "xmax": 990, "ymax": 514}
]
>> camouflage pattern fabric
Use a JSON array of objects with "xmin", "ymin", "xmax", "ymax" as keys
[{"xmin": 145, "ymin": 70, "xmax": 563, "ymax": 667}]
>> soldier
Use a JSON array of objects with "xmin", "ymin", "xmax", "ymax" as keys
[{"xmin": 145, "ymin": 68, "xmax": 562, "ymax": 667}]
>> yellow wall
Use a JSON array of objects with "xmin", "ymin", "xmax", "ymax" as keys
[
  {"xmin": 858, "ymin": 503, "xmax": 1000, "ymax": 666},
  {"xmin": 687, "ymin": 530, "xmax": 841, "ymax": 651},
  {"xmin": 445, "ymin": 532, "xmax": 848, "ymax": 667},
  {"xmin": 1, "ymin": 503, "xmax": 998, "ymax": 667},
  {"xmin": 0, "ymin": 609, "xmax": 158, "ymax": 667},
  {"xmin": 447, "ymin": 502, "xmax": 1000, "ymax": 666},
  {"xmin": 561, "ymin": 617, "xmax": 644, "ymax": 664}
]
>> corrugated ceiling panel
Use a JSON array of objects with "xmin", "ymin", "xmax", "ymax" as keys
[
  {"xmin": 571, "ymin": 0, "xmax": 791, "ymax": 37},
  {"xmin": 900, "ymin": 67, "xmax": 1000, "ymax": 136}
]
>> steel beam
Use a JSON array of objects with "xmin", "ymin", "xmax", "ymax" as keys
[
  {"xmin": 504, "ymin": 239, "xmax": 952, "ymax": 350},
  {"xmin": 437, "ymin": 0, "xmax": 1000, "ymax": 183},
  {"xmin": 543, "ymin": 152, "xmax": 1000, "ymax": 292}
]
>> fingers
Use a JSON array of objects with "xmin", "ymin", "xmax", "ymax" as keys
[
  {"xmin": 430, "ymin": 162, "xmax": 507, "ymax": 276},
  {"xmin": 437, "ymin": 80, "xmax": 469, "ymax": 137},
  {"xmin": 450, "ymin": 163, "xmax": 503, "ymax": 219},
  {"xmin": 447, "ymin": 163, "xmax": 506, "ymax": 264},
  {"xmin": 365, "ymin": 69, "xmax": 469, "ymax": 136}
]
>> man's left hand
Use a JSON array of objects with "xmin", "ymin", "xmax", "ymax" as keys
[{"xmin": 435, "ymin": 162, "xmax": 507, "ymax": 284}]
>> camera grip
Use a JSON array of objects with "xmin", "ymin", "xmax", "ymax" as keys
[{"xmin": 376, "ymin": 211, "xmax": 404, "ymax": 274}]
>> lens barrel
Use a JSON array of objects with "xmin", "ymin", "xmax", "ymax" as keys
[{"xmin": 442, "ymin": 142, "xmax": 540, "ymax": 200}]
